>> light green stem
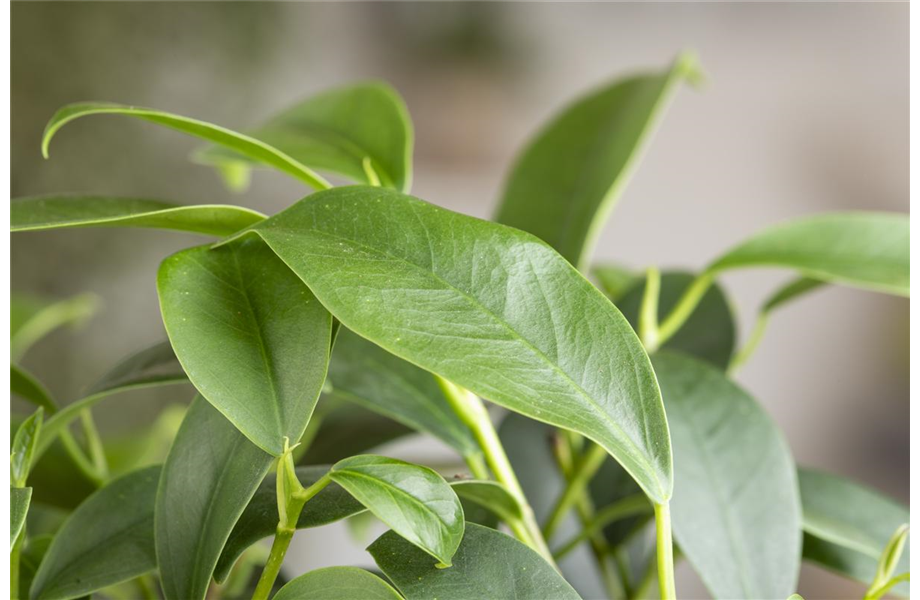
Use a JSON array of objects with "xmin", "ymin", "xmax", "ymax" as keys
[
  {"xmin": 639, "ymin": 267, "xmax": 661, "ymax": 350},
  {"xmin": 865, "ymin": 572, "xmax": 909, "ymax": 600},
  {"xmin": 465, "ymin": 452, "xmax": 491, "ymax": 480},
  {"xmin": 654, "ymin": 503, "xmax": 676, "ymax": 600},
  {"xmin": 655, "ymin": 273, "xmax": 714, "ymax": 350},
  {"xmin": 728, "ymin": 312, "xmax": 769, "ymax": 375},
  {"xmin": 79, "ymin": 410, "xmax": 108, "ymax": 480},
  {"xmin": 543, "ymin": 442, "xmax": 609, "ymax": 540},
  {"xmin": 11, "ymin": 530, "xmax": 23, "ymax": 599},
  {"xmin": 58, "ymin": 429, "xmax": 106, "ymax": 485},
  {"xmin": 553, "ymin": 494, "xmax": 652, "ymax": 560},
  {"xmin": 435, "ymin": 377, "xmax": 556, "ymax": 567}
]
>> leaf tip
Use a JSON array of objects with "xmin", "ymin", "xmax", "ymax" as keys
[{"xmin": 674, "ymin": 50, "xmax": 706, "ymax": 89}]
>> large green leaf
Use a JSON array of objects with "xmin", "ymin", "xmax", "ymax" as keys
[
  {"xmin": 42, "ymin": 103, "xmax": 330, "ymax": 190},
  {"xmin": 326, "ymin": 329, "xmax": 478, "ymax": 459},
  {"xmin": 11, "ymin": 293, "xmax": 99, "ymax": 361},
  {"xmin": 709, "ymin": 212, "xmax": 909, "ymax": 296},
  {"xmin": 370, "ymin": 522, "xmax": 581, "ymax": 600},
  {"xmin": 655, "ymin": 351, "xmax": 800, "ymax": 599},
  {"xmin": 799, "ymin": 468, "xmax": 909, "ymax": 595},
  {"xmin": 495, "ymin": 55, "xmax": 698, "ymax": 270},
  {"xmin": 157, "ymin": 238, "xmax": 332, "ymax": 456},
  {"xmin": 11, "ymin": 365, "xmax": 57, "ymax": 413},
  {"xmin": 197, "ymin": 82, "xmax": 413, "ymax": 192},
  {"xmin": 155, "ymin": 397, "xmax": 273, "ymax": 600},
  {"xmin": 273, "ymin": 566, "xmax": 403, "ymax": 600},
  {"xmin": 615, "ymin": 270, "xmax": 736, "ymax": 369},
  {"xmin": 237, "ymin": 186, "xmax": 672, "ymax": 504},
  {"xmin": 29, "ymin": 466, "xmax": 159, "ymax": 600},
  {"xmin": 11, "ymin": 196, "xmax": 264, "ymax": 236},
  {"xmin": 11, "ymin": 487, "xmax": 32, "ymax": 549},
  {"xmin": 329, "ymin": 455, "xmax": 464, "ymax": 567}
]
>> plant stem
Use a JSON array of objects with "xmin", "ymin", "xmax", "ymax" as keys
[
  {"xmin": 136, "ymin": 574, "xmax": 158, "ymax": 600},
  {"xmin": 639, "ymin": 267, "xmax": 661, "ymax": 350},
  {"xmin": 465, "ymin": 452, "xmax": 491, "ymax": 480},
  {"xmin": 543, "ymin": 442, "xmax": 608, "ymax": 540},
  {"xmin": 11, "ymin": 531, "xmax": 23, "ymax": 599},
  {"xmin": 553, "ymin": 494, "xmax": 652, "ymax": 560},
  {"xmin": 79, "ymin": 410, "xmax": 108, "ymax": 480},
  {"xmin": 435, "ymin": 376, "xmax": 556, "ymax": 567},
  {"xmin": 655, "ymin": 273, "xmax": 713, "ymax": 350},
  {"xmin": 728, "ymin": 312, "xmax": 769, "ymax": 375},
  {"xmin": 864, "ymin": 572, "xmax": 910, "ymax": 600},
  {"xmin": 58, "ymin": 429, "xmax": 105, "ymax": 485},
  {"xmin": 653, "ymin": 503, "xmax": 676, "ymax": 600}
]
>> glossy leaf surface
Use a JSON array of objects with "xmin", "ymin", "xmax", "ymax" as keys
[
  {"xmin": 11, "ymin": 196, "xmax": 264, "ymax": 236},
  {"xmin": 655, "ymin": 351, "xmax": 800, "ymax": 599},
  {"xmin": 273, "ymin": 566, "xmax": 403, "ymax": 600},
  {"xmin": 29, "ymin": 466, "xmax": 159, "ymax": 600},
  {"xmin": 11, "ymin": 364, "xmax": 57, "ymax": 413},
  {"xmin": 12, "ymin": 408, "xmax": 44, "ymax": 487},
  {"xmin": 11, "ymin": 487, "xmax": 31, "ymax": 548},
  {"xmin": 370, "ymin": 522, "xmax": 581, "ymax": 600},
  {"xmin": 244, "ymin": 186, "xmax": 672, "ymax": 503},
  {"xmin": 155, "ymin": 397, "xmax": 273, "ymax": 600},
  {"xmin": 158, "ymin": 238, "xmax": 332, "ymax": 456}
]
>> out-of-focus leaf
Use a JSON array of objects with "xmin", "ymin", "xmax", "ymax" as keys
[
  {"xmin": 11, "ymin": 365, "xmax": 57, "ymax": 413},
  {"xmin": 273, "ymin": 566, "xmax": 403, "ymax": 600},
  {"xmin": 593, "ymin": 264, "xmax": 640, "ymax": 302},
  {"xmin": 299, "ymin": 402, "xmax": 414, "ymax": 465},
  {"xmin": 11, "ymin": 487, "xmax": 32, "ymax": 549},
  {"xmin": 450, "ymin": 480, "xmax": 523, "ymax": 525},
  {"xmin": 11, "ymin": 293, "xmax": 99, "ymax": 361}
]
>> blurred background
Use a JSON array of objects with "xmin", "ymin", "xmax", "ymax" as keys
[{"xmin": 11, "ymin": 2, "xmax": 908, "ymax": 598}]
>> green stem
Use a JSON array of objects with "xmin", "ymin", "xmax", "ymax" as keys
[
  {"xmin": 11, "ymin": 530, "xmax": 23, "ymax": 599},
  {"xmin": 136, "ymin": 574, "xmax": 158, "ymax": 600},
  {"xmin": 79, "ymin": 410, "xmax": 108, "ymax": 480},
  {"xmin": 728, "ymin": 312, "xmax": 769, "ymax": 376},
  {"xmin": 865, "ymin": 572, "xmax": 910, "ymax": 600},
  {"xmin": 465, "ymin": 452, "xmax": 491, "ymax": 480},
  {"xmin": 639, "ymin": 267, "xmax": 661, "ymax": 350},
  {"xmin": 58, "ymin": 429, "xmax": 105, "ymax": 485},
  {"xmin": 655, "ymin": 273, "xmax": 713, "ymax": 350},
  {"xmin": 653, "ymin": 503, "xmax": 676, "ymax": 600},
  {"xmin": 436, "ymin": 377, "xmax": 556, "ymax": 567},
  {"xmin": 543, "ymin": 442, "xmax": 608, "ymax": 540},
  {"xmin": 553, "ymin": 494, "xmax": 652, "ymax": 560}
]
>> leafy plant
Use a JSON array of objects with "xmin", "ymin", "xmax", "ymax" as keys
[{"xmin": 10, "ymin": 54, "xmax": 909, "ymax": 600}]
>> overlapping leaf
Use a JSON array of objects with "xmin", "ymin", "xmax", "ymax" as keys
[
  {"xmin": 11, "ymin": 487, "xmax": 32, "ymax": 549},
  {"xmin": 273, "ymin": 567, "xmax": 403, "ymax": 600}
]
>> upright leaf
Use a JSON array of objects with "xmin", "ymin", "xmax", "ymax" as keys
[
  {"xmin": 29, "ymin": 466, "xmax": 159, "ymax": 600},
  {"xmin": 370, "ymin": 522, "xmax": 581, "ymax": 600},
  {"xmin": 273, "ymin": 567, "xmax": 403, "ymax": 600},
  {"xmin": 11, "ymin": 196, "xmax": 264, "ymax": 236},
  {"xmin": 155, "ymin": 397, "xmax": 273, "ymax": 600},
  {"xmin": 495, "ymin": 55, "xmax": 698, "ymax": 270},
  {"xmin": 237, "ymin": 186, "xmax": 672, "ymax": 504},
  {"xmin": 329, "ymin": 455, "xmax": 464, "ymax": 567},
  {"xmin": 655, "ymin": 351, "xmax": 801, "ymax": 599},
  {"xmin": 197, "ymin": 82, "xmax": 413, "ymax": 192},
  {"xmin": 11, "ymin": 293, "xmax": 99, "ymax": 361},
  {"xmin": 157, "ymin": 237, "xmax": 333, "ymax": 456},
  {"xmin": 12, "ymin": 408, "xmax": 44, "ymax": 487},
  {"xmin": 11, "ymin": 365, "xmax": 57, "ymax": 413},
  {"xmin": 11, "ymin": 487, "xmax": 31, "ymax": 549}
]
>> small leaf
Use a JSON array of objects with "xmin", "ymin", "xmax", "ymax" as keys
[
  {"xmin": 273, "ymin": 566, "xmax": 403, "ymax": 600},
  {"xmin": 42, "ymin": 102, "xmax": 331, "ymax": 190},
  {"xmin": 11, "ymin": 196, "xmax": 264, "ymax": 236},
  {"xmin": 11, "ymin": 365, "xmax": 57, "ymax": 413},
  {"xmin": 655, "ymin": 351, "xmax": 801, "ymax": 599},
  {"xmin": 157, "ymin": 238, "xmax": 332, "ymax": 456},
  {"xmin": 495, "ymin": 54, "xmax": 698, "ymax": 270},
  {"xmin": 12, "ymin": 408, "xmax": 44, "ymax": 487},
  {"xmin": 240, "ymin": 185, "xmax": 672, "ymax": 504},
  {"xmin": 450, "ymin": 480, "xmax": 523, "ymax": 525},
  {"xmin": 197, "ymin": 82, "xmax": 413, "ymax": 192},
  {"xmin": 155, "ymin": 397, "xmax": 273, "ymax": 600},
  {"xmin": 369, "ymin": 522, "xmax": 581, "ymax": 600},
  {"xmin": 29, "ymin": 466, "xmax": 159, "ymax": 600},
  {"xmin": 330, "ymin": 455, "xmax": 464, "ymax": 567},
  {"xmin": 11, "ymin": 293, "xmax": 99, "ymax": 361},
  {"xmin": 11, "ymin": 486, "xmax": 31, "ymax": 549},
  {"xmin": 709, "ymin": 212, "xmax": 909, "ymax": 296},
  {"xmin": 326, "ymin": 329, "xmax": 479, "ymax": 459},
  {"xmin": 867, "ymin": 524, "xmax": 909, "ymax": 597}
]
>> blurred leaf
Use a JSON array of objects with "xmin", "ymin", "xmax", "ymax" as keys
[
  {"xmin": 104, "ymin": 404, "xmax": 187, "ymax": 476},
  {"xmin": 300, "ymin": 402, "xmax": 414, "ymax": 465},
  {"xmin": 273, "ymin": 567, "xmax": 403, "ymax": 600},
  {"xmin": 11, "ymin": 486, "xmax": 32, "ymax": 549},
  {"xmin": 156, "ymin": 397, "xmax": 273, "ymax": 600},
  {"xmin": 11, "ymin": 293, "xmax": 99, "ymax": 361},
  {"xmin": 197, "ymin": 82, "xmax": 413, "ymax": 192},
  {"xmin": 369, "ymin": 522, "xmax": 581, "ymax": 600},
  {"xmin": 763, "ymin": 278, "xmax": 825, "ymax": 312},
  {"xmin": 18, "ymin": 534, "xmax": 53, "ymax": 599},
  {"xmin": 12, "ymin": 407, "xmax": 44, "ymax": 487},
  {"xmin": 158, "ymin": 238, "xmax": 332, "ymax": 456},
  {"xmin": 11, "ymin": 196, "xmax": 264, "ymax": 236},
  {"xmin": 592, "ymin": 264, "xmax": 640, "ymax": 302},
  {"xmin": 450, "ymin": 480, "xmax": 522, "ymax": 524},
  {"xmin": 11, "ymin": 364, "xmax": 57, "ymax": 413},
  {"xmin": 495, "ymin": 54, "xmax": 698, "ymax": 270},
  {"xmin": 29, "ymin": 466, "xmax": 159, "ymax": 600}
]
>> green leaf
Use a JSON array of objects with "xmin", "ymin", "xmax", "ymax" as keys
[
  {"xmin": 616, "ymin": 271, "xmax": 736, "ymax": 369},
  {"xmin": 709, "ymin": 212, "xmax": 909, "ymax": 296},
  {"xmin": 495, "ymin": 54, "xmax": 698, "ymax": 270},
  {"xmin": 593, "ymin": 264, "xmax": 640, "ymax": 302},
  {"xmin": 214, "ymin": 465, "xmax": 364, "ymax": 582},
  {"xmin": 450, "ymin": 480, "xmax": 523, "ymax": 525},
  {"xmin": 11, "ymin": 196, "xmax": 264, "ymax": 237},
  {"xmin": 42, "ymin": 102, "xmax": 331, "ymax": 190},
  {"xmin": 197, "ymin": 82, "xmax": 413, "ymax": 192},
  {"xmin": 763, "ymin": 278, "xmax": 825, "ymax": 312},
  {"xmin": 300, "ymin": 402, "xmax": 414, "ymax": 465},
  {"xmin": 29, "ymin": 466, "xmax": 159, "ymax": 600},
  {"xmin": 157, "ymin": 238, "xmax": 333, "ymax": 456},
  {"xmin": 19, "ymin": 534, "xmax": 53, "ymax": 600},
  {"xmin": 326, "ymin": 328, "xmax": 479, "ymax": 459},
  {"xmin": 11, "ymin": 293, "xmax": 99, "ymax": 361},
  {"xmin": 369, "ymin": 522, "xmax": 581, "ymax": 600},
  {"xmin": 273, "ymin": 566, "xmax": 403, "ymax": 600},
  {"xmin": 11, "ymin": 365, "xmax": 57, "ymax": 413},
  {"xmin": 654, "ymin": 351, "xmax": 800, "ymax": 599},
  {"xmin": 329, "ymin": 455, "xmax": 464, "ymax": 567},
  {"xmin": 239, "ymin": 185, "xmax": 672, "ymax": 504},
  {"xmin": 155, "ymin": 397, "xmax": 273, "ymax": 600},
  {"xmin": 799, "ymin": 468, "xmax": 909, "ymax": 595},
  {"xmin": 11, "ymin": 487, "xmax": 32, "ymax": 549},
  {"xmin": 12, "ymin": 408, "xmax": 44, "ymax": 488},
  {"xmin": 867, "ymin": 524, "xmax": 909, "ymax": 597}
]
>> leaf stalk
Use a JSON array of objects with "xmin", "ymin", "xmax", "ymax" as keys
[{"xmin": 654, "ymin": 502, "xmax": 677, "ymax": 600}]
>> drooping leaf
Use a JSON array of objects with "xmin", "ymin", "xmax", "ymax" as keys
[
  {"xmin": 11, "ymin": 487, "xmax": 32, "ymax": 549},
  {"xmin": 370, "ymin": 522, "xmax": 581, "ymax": 600},
  {"xmin": 655, "ymin": 351, "xmax": 801, "ymax": 599},
  {"xmin": 197, "ymin": 82, "xmax": 413, "ymax": 192},
  {"xmin": 616, "ymin": 271, "xmax": 736, "ymax": 369},
  {"xmin": 708, "ymin": 212, "xmax": 909, "ymax": 296},
  {"xmin": 799, "ymin": 468, "xmax": 909, "ymax": 595},
  {"xmin": 29, "ymin": 466, "xmax": 159, "ymax": 600},
  {"xmin": 11, "ymin": 365, "xmax": 57, "ymax": 413},
  {"xmin": 273, "ymin": 566, "xmax": 403, "ymax": 600},
  {"xmin": 42, "ymin": 102, "xmax": 331, "ymax": 190},
  {"xmin": 495, "ymin": 55, "xmax": 699, "ymax": 270},
  {"xmin": 326, "ymin": 329, "xmax": 478, "ymax": 459},
  {"xmin": 299, "ymin": 402, "xmax": 414, "ymax": 465},
  {"xmin": 11, "ymin": 293, "xmax": 99, "ymax": 361},
  {"xmin": 155, "ymin": 397, "xmax": 273, "ymax": 600},
  {"xmin": 157, "ymin": 237, "xmax": 333, "ymax": 456},
  {"xmin": 12, "ymin": 408, "xmax": 44, "ymax": 487},
  {"xmin": 329, "ymin": 455, "xmax": 464, "ymax": 567},
  {"xmin": 238, "ymin": 186, "xmax": 672, "ymax": 504},
  {"xmin": 11, "ymin": 196, "xmax": 264, "ymax": 237},
  {"xmin": 450, "ymin": 480, "xmax": 523, "ymax": 525}
]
